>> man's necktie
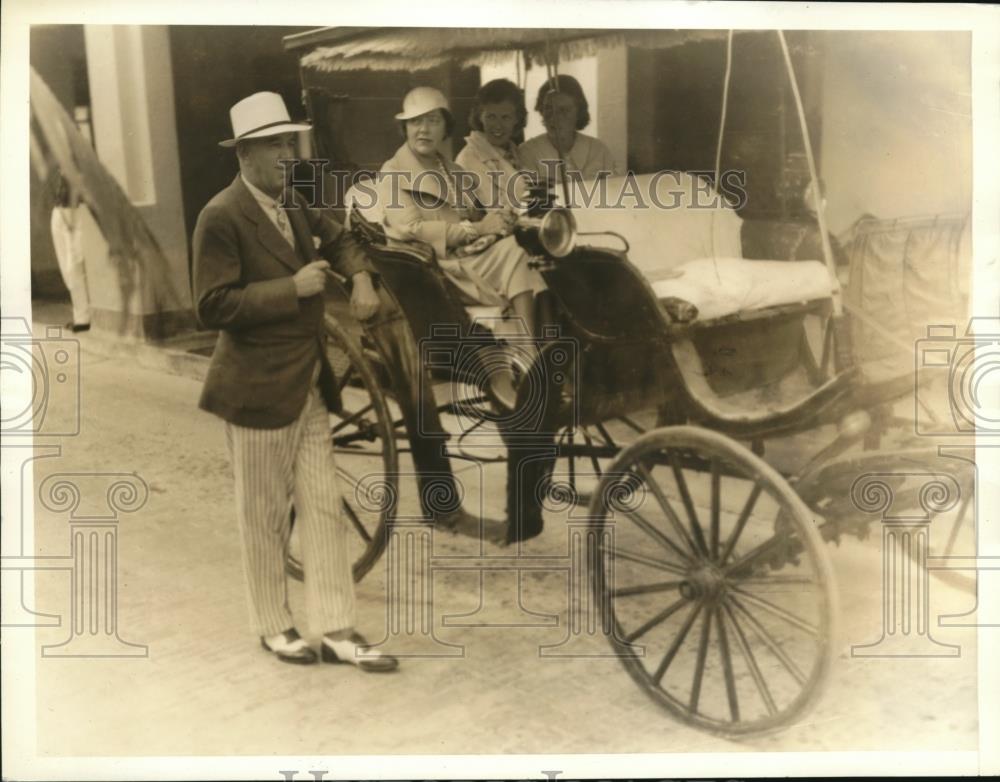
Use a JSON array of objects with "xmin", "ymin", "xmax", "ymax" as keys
[{"xmin": 273, "ymin": 201, "xmax": 295, "ymax": 248}]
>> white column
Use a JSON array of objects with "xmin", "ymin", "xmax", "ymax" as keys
[
  {"xmin": 83, "ymin": 25, "xmax": 190, "ymax": 324},
  {"xmin": 595, "ymin": 47, "xmax": 628, "ymax": 172}
]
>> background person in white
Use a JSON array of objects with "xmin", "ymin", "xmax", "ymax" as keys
[
  {"xmin": 49, "ymin": 174, "xmax": 91, "ymax": 332},
  {"xmin": 193, "ymin": 92, "xmax": 396, "ymax": 672}
]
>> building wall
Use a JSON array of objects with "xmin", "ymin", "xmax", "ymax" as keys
[
  {"xmin": 626, "ymin": 32, "xmax": 822, "ymax": 221},
  {"xmin": 819, "ymin": 31, "xmax": 972, "ymax": 236},
  {"xmin": 169, "ymin": 26, "xmax": 313, "ymax": 246},
  {"xmin": 84, "ymin": 25, "xmax": 192, "ymax": 324}
]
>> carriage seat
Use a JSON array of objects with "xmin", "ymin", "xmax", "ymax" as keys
[
  {"xmin": 648, "ymin": 257, "xmax": 838, "ymax": 321},
  {"xmin": 344, "ymin": 184, "xmax": 509, "ymax": 332}
]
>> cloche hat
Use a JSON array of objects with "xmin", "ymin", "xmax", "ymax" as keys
[{"xmin": 395, "ymin": 86, "xmax": 451, "ymax": 121}]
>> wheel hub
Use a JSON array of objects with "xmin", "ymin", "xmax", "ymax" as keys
[{"xmin": 680, "ymin": 565, "xmax": 726, "ymax": 601}]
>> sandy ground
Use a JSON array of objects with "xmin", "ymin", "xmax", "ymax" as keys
[{"xmin": 18, "ymin": 311, "xmax": 981, "ymax": 759}]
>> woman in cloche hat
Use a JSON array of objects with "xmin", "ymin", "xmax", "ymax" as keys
[{"xmin": 377, "ymin": 86, "xmax": 548, "ymax": 346}]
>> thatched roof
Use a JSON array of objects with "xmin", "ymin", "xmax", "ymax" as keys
[{"xmin": 289, "ymin": 27, "xmax": 732, "ymax": 72}]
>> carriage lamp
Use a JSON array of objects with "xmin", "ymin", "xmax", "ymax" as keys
[{"xmin": 514, "ymin": 207, "xmax": 577, "ymax": 258}]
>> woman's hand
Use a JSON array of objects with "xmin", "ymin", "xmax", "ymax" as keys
[{"xmin": 474, "ymin": 211, "xmax": 513, "ymax": 237}]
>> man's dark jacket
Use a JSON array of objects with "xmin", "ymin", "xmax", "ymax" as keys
[{"xmin": 193, "ymin": 175, "xmax": 373, "ymax": 428}]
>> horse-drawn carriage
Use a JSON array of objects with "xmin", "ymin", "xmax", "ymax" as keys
[{"xmin": 282, "ymin": 27, "xmax": 975, "ymax": 736}]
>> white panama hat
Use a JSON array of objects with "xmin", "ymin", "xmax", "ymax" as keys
[
  {"xmin": 218, "ymin": 91, "xmax": 312, "ymax": 148},
  {"xmin": 394, "ymin": 86, "xmax": 451, "ymax": 121}
]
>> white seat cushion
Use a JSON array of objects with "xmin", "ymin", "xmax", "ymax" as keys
[
  {"xmin": 651, "ymin": 257, "xmax": 838, "ymax": 320},
  {"xmin": 556, "ymin": 172, "xmax": 744, "ymax": 275}
]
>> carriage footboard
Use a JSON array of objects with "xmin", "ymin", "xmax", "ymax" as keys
[{"xmin": 670, "ymin": 339, "xmax": 858, "ymax": 439}]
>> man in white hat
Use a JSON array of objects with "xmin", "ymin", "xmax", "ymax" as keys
[{"xmin": 193, "ymin": 91, "xmax": 396, "ymax": 671}]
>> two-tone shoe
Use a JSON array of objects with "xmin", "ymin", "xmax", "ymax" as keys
[
  {"xmin": 320, "ymin": 632, "xmax": 399, "ymax": 673},
  {"xmin": 260, "ymin": 628, "xmax": 317, "ymax": 665}
]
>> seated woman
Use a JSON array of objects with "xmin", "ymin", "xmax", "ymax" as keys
[
  {"xmin": 378, "ymin": 86, "xmax": 546, "ymax": 342},
  {"xmin": 519, "ymin": 74, "xmax": 620, "ymax": 188},
  {"xmin": 455, "ymin": 78, "xmax": 531, "ymax": 213}
]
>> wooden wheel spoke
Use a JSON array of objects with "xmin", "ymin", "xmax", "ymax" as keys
[
  {"xmin": 617, "ymin": 415, "xmax": 648, "ymax": 435},
  {"xmin": 688, "ymin": 607, "xmax": 713, "ymax": 713},
  {"xmin": 624, "ymin": 596, "xmax": 689, "ymax": 644},
  {"xmin": 723, "ymin": 600, "xmax": 777, "ymax": 716},
  {"xmin": 943, "ymin": 489, "xmax": 973, "ymax": 558},
  {"xmin": 728, "ymin": 594, "xmax": 806, "ymax": 686},
  {"xmin": 612, "ymin": 547, "xmax": 688, "ymax": 577},
  {"xmin": 729, "ymin": 585, "xmax": 819, "ymax": 637},
  {"xmin": 621, "ymin": 506, "xmax": 697, "ymax": 565},
  {"xmin": 581, "ymin": 428, "xmax": 605, "ymax": 477},
  {"xmin": 331, "ymin": 444, "xmax": 382, "ymax": 457},
  {"xmin": 653, "ymin": 601, "xmax": 704, "ymax": 684},
  {"xmin": 710, "ymin": 457, "xmax": 721, "ymax": 558},
  {"xmin": 334, "ymin": 363, "xmax": 356, "ymax": 394},
  {"xmin": 667, "ymin": 450, "xmax": 710, "ymax": 557},
  {"xmin": 719, "ymin": 481, "xmax": 764, "ymax": 566},
  {"xmin": 342, "ymin": 499, "xmax": 372, "ymax": 543},
  {"xmin": 634, "ymin": 461, "xmax": 701, "ymax": 559},
  {"xmin": 595, "ymin": 422, "xmax": 618, "ymax": 448},
  {"xmin": 722, "ymin": 532, "xmax": 785, "ymax": 578},
  {"xmin": 336, "ymin": 464, "xmax": 362, "ymax": 487},
  {"xmin": 715, "ymin": 603, "xmax": 741, "ymax": 722},
  {"xmin": 733, "ymin": 575, "xmax": 816, "ymax": 587},
  {"xmin": 330, "ymin": 403, "xmax": 375, "ymax": 436},
  {"xmin": 611, "ymin": 579, "xmax": 684, "ymax": 598}
]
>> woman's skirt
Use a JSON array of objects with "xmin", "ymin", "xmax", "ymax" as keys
[{"xmin": 439, "ymin": 235, "xmax": 547, "ymax": 308}]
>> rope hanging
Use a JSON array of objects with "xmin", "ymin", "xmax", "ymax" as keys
[
  {"xmin": 708, "ymin": 29, "xmax": 735, "ymax": 285},
  {"xmin": 776, "ymin": 30, "xmax": 840, "ymax": 316},
  {"xmin": 542, "ymin": 32, "xmax": 572, "ymax": 209}
]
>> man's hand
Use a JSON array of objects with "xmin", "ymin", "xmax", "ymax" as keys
[
  {"xmin": 349, "ymin": 271, "xmax": 380, "ymax": 321},
  {"xmin": 293, "ymin": 260, "xmax": 330, "ymax": 298}
]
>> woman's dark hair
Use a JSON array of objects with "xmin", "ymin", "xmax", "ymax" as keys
[
  {"xmin": 397, "ymin": 108, "xmax": 455, "ymax": 141},
  {"xmin": 534, "ymin": 74, "xmax": 590, "ymax": 130},
  {"xmin": 468, "ymin": 78, "xmax": 527, "ymax": 143}
]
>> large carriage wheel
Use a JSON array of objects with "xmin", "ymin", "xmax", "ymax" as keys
[
  {"xmin": 286, "ymin": 316, "xmax": 399, "ymax": 583},
  {"xmin": 589, "ymin": 426, "xmax": 838, "ymax": 735}
]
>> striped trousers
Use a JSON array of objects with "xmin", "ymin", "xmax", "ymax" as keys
[{"xmin": 225, "ymin": 385, "xmax": 356, "ymax": 637}]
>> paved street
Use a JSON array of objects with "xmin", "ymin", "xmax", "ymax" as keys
[{"xmin": 21, "ymin": 306, "xmax": 981, "ymax": 759}]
